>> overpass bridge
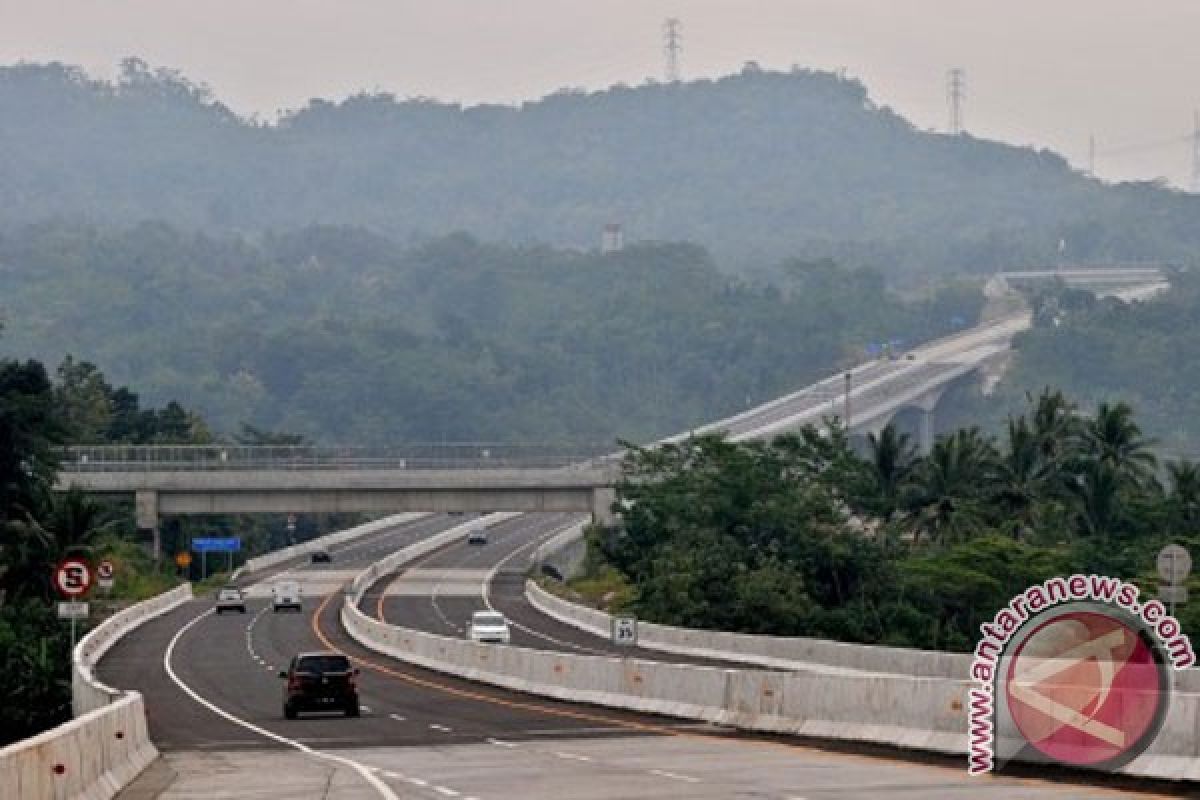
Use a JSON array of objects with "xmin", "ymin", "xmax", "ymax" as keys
[{"xmin": 56, "ymin": 271, "xmax": 1169, "ymax": 558}]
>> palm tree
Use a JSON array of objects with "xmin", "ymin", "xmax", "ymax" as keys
[
  {"xmin": 1068, "ymin": 459, "xmax": 1124, "ymax": 539},
  {"xmin": 1028, "ymin": 388, "xmax": 1081, "ymax": 466},
  {"xmin": 1167, "ymin": 459, "xmax": 1200, "ymax": 530},
  {"xmin": 863, "ymin": 424, "xmax": 916, "ymax": 520},
  {"xmin": 1080, "ymin": 401, "xmax": 1157, "ymax": 485},
  {"xmin": 905, "ymin": 427, "xmax": 997, "ymax": 546},
  {"xmin": 993, "ymin": 415, "xmax": 1057, "ymax": 538}
]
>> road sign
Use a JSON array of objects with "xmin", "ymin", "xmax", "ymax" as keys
[
  {"xmin": 1157, "ymin": 544, "xmax": 1192, "ymax": 585},
  {"xmin": 1159, "ymin": 585, "xmax": 1189, "ymax": 605},
  {"xmin": 54, "ymin": 557, "xmax": 92, "ymax": 598},
  {"xmin": 193, "ymin": 537, "xmax": 241, "ymax": 553},
  {"xmin": 97, "ymin": 559, "xmax": 115, "ymax": 591},
  {"xmin": 175, "ymin": 551, "xmax": 192, "ymax": 569},
  {"xmin": 611, "ymin": 615, "xmax": 638, "ymax": 647},
  {"xmin": 57, "ymin": 601, "xmax": 89, "ymax": 620}
]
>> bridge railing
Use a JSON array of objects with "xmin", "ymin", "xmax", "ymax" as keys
[{"xmin": 56, "ymin": 443, "xmax": 614, "ymax": 472}]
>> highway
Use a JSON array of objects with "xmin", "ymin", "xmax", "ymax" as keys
[{"xmin": 106, "ymin": 512, "xmax": 1171, "ymax": 799}]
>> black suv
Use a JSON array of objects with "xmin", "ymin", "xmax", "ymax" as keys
[
  {"xmin": 310, "ymin": 550, "xmax": 332, "ymax": 564},
  {"xmin": 280, "ymin": 652, "xmax": 360, "ymax": 718}
]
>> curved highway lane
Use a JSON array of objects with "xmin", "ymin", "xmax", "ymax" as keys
[{"xmin": 105, "ymin": 513, "xmax": 1174, "ymax": 799}]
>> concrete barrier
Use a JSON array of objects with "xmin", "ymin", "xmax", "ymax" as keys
[
  {"xmin": 345, "ymin": 542, "xmax": 1200, "ymax": 784},
  {"xmin": 0, "ymin": 581, "xmax": 192, "ymax": 800},
  {"xmin": 531, "ymin": 519, "xmax": 588, "ymax": 580},
  {"xmin": 237, "ymin": 512, "xmax": 430, "ymax": 578},
  {"xmin": 73, "ymin": 583, "xmax": 193, "ymax": 714}
]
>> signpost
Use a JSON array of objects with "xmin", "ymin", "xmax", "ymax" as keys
[
  {"xmin": 193, "ymin": 537, "xmax": 241, "ymax": 581},
  {"xmin": 54, "ymin": 557, "xmax": 92, "ymax": 650},
  {"xmin": 611, "ymin": 615, "xmax": 638, "ymax": 647},
  {"xmin": 1157, "ymin": 544, "xmax": 1192, "ymax": 618},
  {"xmin": 96, "ymin": 559, "xmax": 115, "ymax": 592}
]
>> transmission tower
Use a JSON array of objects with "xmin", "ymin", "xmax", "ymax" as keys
[
  {"xmin": 1192, "ymin": 111, "xmax": 1200, "ymax": 193},
  {"xmin": 663, "ymin": 18, "xmax": 682, "ymax": 82},
  {"xmin": 946, "ymin": 68, "xmax": 966, "ymax": 134}
]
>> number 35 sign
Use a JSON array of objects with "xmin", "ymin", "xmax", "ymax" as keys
[{"xmin": 54, "ymin": 557, "xmax": 93, "ymax": 598}]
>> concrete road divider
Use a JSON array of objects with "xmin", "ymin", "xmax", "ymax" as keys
[
  {"xmin": 0, "ymin": 581, "xmax": 192, "ymax": 800},
  {"xmin": 345, "ymin": 539, "xmax": 1200, "ymax": 783},
  {"xmin": 236, "ymin": 512, "xmax": 430, "ymax": 578}
]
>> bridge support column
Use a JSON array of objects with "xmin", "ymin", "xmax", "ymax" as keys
[
  {"xmin": 135, "ymin": 490, "xmax": 160, "ymax": 563},
  {"xmin": 591, "ymin": 488, "xmax": 617, "ymax": 527},
  {"xmin": 918, "ymin": 409, "xmax": 935, "ymax": 456}
]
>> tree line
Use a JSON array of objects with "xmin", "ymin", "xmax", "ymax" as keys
[
  {"xmin": 599, "ymin": 389, "xmax": 1199, "ymax": 652},
  {"xmin": 0, "ymin": 224, "xmax": 984, "ymax": 443}
]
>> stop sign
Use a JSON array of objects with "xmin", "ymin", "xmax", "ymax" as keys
[{"xmin": 54, "ymin": 557, "xmax": 92, "ymax": 598}]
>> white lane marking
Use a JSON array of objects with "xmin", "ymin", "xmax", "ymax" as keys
[
  {"xmin": 389, "ymin": 713, "xmax": 406, "ymax": 722},
  {"xmin": 650, "ymin": 769, "xmax": 701, "ymax": 784},
  {"xmin": 487, "ymin": 738, "xmax": 518, "ymax": 748},
  {"xmin": 407, "ymin": 777, "xmax": 429, "ymax": 787},
  {"xmin": 554, "ymin": 751, "xmax": 593, "ymax": 762},
  {"xmin": 481, "ymin": 516, "xmax": 608, "ymax": 655},
  {"xmin": 244, "ymin": 605, "xmax": 271, "ymax": 663},
  {"xmin": 383, "ymin": 770, "xmax": 405, "ymax": 780},
  {"xmin": 163, "ymin": 610, "xmax": 399, "ymax": 800},
  {"xmin": 433, "ymin": 788, "xmax": 460, "ymax": 797},
  {"xmin": 429, "ymin": 723, "xmax": 452, "ymax": 732}
]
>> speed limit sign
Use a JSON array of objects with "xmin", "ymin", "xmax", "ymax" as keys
[{"xmin": 54, "ymin": 557, "xmax": 93, "ymax": 598}]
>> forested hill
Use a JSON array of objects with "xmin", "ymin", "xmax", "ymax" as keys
[
  {"xmin": 3, "ymin": 59, "xmax": 1198, "ymax": 278},
  {"xmin": 0, "ymin": 224, "xmax": 981, "ymax": 442}
]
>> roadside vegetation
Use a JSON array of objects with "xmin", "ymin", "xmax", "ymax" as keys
[
  {"xmin": 590, "ymin": 389, "xmax": 1200, "ymax": 652},
  {"xmin": 0, "ymin": 349, "xmax": 353, "ymax": 744}
]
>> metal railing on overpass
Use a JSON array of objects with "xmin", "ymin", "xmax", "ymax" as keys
[{"xmin": 56, "ymin": 443, "xmax": 615, "ymax": 472}]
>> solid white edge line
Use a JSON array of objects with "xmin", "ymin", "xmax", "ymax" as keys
[{"xmin": 163, "ymin": 608, "xmax": 399, "ymax": 800}]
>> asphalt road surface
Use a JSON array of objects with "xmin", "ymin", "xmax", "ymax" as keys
[{"xmin": 106, "ymin": 513, "xmax": 1175, "ymax": 799}]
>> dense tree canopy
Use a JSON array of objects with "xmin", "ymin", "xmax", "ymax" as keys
[
  {"xmin": 597, "ymin": 390, "xmax": 1199, "ymax": 652},
  {"xmin": 0, "ymin": 225, "xmax": 983, "ymax": 443}
]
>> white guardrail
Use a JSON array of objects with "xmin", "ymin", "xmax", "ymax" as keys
[
  {"xmin": 344, "ymin": 527, "xmax": 1200, "ymax": 783},
  {"xmin": 0, "ymin": 582, "xmax": 192, "ymax": 800}
]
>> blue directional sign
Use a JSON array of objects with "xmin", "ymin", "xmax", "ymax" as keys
[{"xmin": 192, "ymin": 537, "xmax": 241, "ymax": 553}]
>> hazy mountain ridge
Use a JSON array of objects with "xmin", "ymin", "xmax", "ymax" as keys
[{"xmin": 3, "ymin": 59, "xmax": 1197, "ymax": 277}]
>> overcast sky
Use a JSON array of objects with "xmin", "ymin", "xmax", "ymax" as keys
[{"xmin": 4, "ymin": 1, "xmax": 1199, "ymax": 188}]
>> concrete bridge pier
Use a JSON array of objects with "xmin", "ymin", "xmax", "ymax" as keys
[
  {"xmin": 591, "ymin": 487, "xmax": 617, "ymax": 527},
  {"xmin": 135, "ymin": 490, "xmax": 161, "ymax": 563}
]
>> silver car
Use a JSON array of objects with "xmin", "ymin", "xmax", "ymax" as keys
[
  {"xmin": 215, "ymin": 586, "xmax": 246, "ymax": 614},
  {"xmin": 467, "ymin": 610, "xmax": 510, "ymax": 644}
]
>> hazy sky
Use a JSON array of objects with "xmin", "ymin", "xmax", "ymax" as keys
[{"xmin": 4, "ymin": 1, "xmax": 1200, "ymax": 188}]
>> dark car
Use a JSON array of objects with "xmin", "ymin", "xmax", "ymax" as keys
[
  {"xmin": 280, "ymin": 652, "xmax": 360, "ymax": 718},
  {"xmin": 310, "ymin": 550, "xmax": 332, "ymax": 564}
]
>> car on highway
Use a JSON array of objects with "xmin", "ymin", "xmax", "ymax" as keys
[
  {"xmin": 466, "ymin": 527, "xmax": 489, "ymax": 546},
  {"xmin": 310, "ymin": 549, "xmax": 332, "ymax": 564},
  {"xmin": 214, "ymin": 586, "xmax": 246, "ymax": 614},
  {"xmin": 272, "ymin": 580, "xmax": 302, "ymax": 612},
  {"xmin": 466, "ymin": 610, "xmax": 511, "ymax": 644},
  {"xmin": 280, "ymin": 651, "xmax": 360, "ymax": 718}
]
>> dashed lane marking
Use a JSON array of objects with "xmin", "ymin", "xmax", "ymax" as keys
[
  {"xmin": 649, "ymin": 768, "xmax": 701, "ymax": 784},
  {"xmin": 164, "ymin": 610, "xmax": 399, "ymax": 800}
]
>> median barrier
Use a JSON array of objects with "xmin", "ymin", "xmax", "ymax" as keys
[
  {"xmin": 345, "ymin": 535, "xmax": 1200, "ymax": 784},
  {"xmin": 0, "ymin": 580, "xmax": 193, "ymax": 800},
  {"xmin": 237, "ymin": 511, "xmax": 430, "ymax": 577}
]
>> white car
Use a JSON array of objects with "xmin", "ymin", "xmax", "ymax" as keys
[
  {"xmin": 215, "ymin": 586, "xmax": 246, "ymax": 614},
  {"xmin": 272, "ymin": 580, "xmax": 302, "ymax": 612},
  {"xmin": 466, "ymin": 610, "xmax": 510, "ymax": 644}
]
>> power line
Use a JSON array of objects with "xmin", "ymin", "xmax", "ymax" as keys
[
  {"xmin": 946, "ymin": 68, "xmax": 965, "ymax": 135},
  {"xmin": 663, "ymin": 18, "xmax": 682, "ymax": 83}
]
